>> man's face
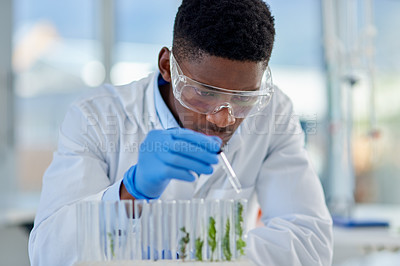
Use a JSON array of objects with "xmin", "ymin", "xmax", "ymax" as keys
[{"xmin": 164, "ymin": 51, "xmax": 266, "ymax": 145}]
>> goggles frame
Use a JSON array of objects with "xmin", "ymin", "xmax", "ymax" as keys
[{"xmin": 169, "ymin": 49, "xmax": 274, "ymax": 118}]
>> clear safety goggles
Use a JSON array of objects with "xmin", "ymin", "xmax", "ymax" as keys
[{"xmin": 169, "ymin": 51, "xmax": 274, "ymax": 118}]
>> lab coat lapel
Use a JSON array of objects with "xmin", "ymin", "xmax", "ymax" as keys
[{"xmin": 122, "ymin": 72, "xmax": 160, "ymax": 133}]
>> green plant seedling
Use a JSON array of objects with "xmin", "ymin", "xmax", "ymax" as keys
[
  {"xmin": 179, "ymin": 227, "xmax": 190, "ymax": 261},
  {"xmin": 207, "ymin": 217, "xmax": 217, "ymax": 261}
]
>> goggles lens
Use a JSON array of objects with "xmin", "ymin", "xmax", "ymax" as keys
[{"xmin": 170, "ymin": 50, "xmax": 274, "ymax": 118}]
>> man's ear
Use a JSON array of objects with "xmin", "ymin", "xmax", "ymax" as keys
[{"xmin": 158, "ymin": 47, "xmax": 171, "ymax": 82}]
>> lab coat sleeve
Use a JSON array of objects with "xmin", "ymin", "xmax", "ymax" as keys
[
  {"xmin": 246, "ymin": 95, "xmax": 333, "ymax": 265},
  {"xmin": 29, "ymin": 103, "xmax": 117, "ymax": 266}
]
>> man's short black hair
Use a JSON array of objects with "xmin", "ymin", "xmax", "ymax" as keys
[{"xmin": 172, "ymin": 0, "xmax": 275, "ymax": 65}]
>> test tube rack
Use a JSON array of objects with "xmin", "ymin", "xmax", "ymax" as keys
[{"xmin": 76, "ymin": 199, "xmax": 248, "ymax": 263}]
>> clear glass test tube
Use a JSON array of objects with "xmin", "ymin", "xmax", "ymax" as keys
[
  {"xmin": 99, "ymin": 202, "xmax": 117, "ymax": 261},
  {"xmin": 177, "ymin": 200, "xmax": 191, "ymax": 261},
  {"xmin": 134, "ymin": 199, "xmax": 149, "ymax": 260},
  {"xmin": 190, "ymin": 198, "xmax": 206, "ymax": 261},
  {"xmin": 234, "ymin": 199, "xmax": 248, "ymax": 259},
  {"xmin": 77, "ymin": 201, "xmax": 103, "ymax": 262},
  {"xmin": 77, "ymin": 200, "xmax": 134, "ymax": 262},
  {"xmin": 220, "ymin": 199, "xmax": 235, "ymax": 261},
  {"xmin": 149, "ymin": 199, "xmax": 163, "ymax": 261},
  {"xmin": 162, "ymin": 200, "xmax": 177, "ymax": 260},
  {"xmin": 133, "ymin": 199, "xmax": 143, "ymax": 260},
  {"xmin": 115, "ymin": 200, "xmax": 134, "ymax": 260},
  {"xmin": 205, "ymin": 199, "xmax": 221, "ymax": 262},
  {"xmin": 102, "ymin": 201, "xmax": 119, "ymax": 261}
]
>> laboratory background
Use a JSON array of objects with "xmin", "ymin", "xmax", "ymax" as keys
[{"xmin": 0, "ymin": 0, "xmax": 400, "ymax": 265}]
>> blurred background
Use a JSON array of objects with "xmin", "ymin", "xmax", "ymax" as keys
[{"xmin": 0, "ymin": 0, "xmax": 399, "ymax": 265}]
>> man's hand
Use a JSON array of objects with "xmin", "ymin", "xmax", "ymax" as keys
[{"xmin": 122, "ymin": 128, "xmax": 221, "ymax": 200}]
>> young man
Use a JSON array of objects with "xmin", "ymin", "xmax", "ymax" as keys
[{"xmin": 29, "ymin": 0, "xmax": 333, "ymax": 265}]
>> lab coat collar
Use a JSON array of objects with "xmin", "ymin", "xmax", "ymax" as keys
[
  {"xmin": 144, "ymin": 72, "xmax": 161, "ymax": 130},
  {"xmin": 123, "ymin": 72, "xmax": 160, "ymax": 133},
  {"xmin": 153, "ymin": 72, "xmax": 180, "ymax": 129}
]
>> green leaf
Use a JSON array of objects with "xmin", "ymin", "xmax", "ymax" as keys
[
  {"xmin": 236, "ymin": 238, "xmax": 246, "ymax": 256},
  {"xmin": 207, "ymin": 217, "xmax": 217, "ymax": 261},
  {"xmin": 223, "ymin": 219, "xmax": 232, "ymax": 261},
  {"xmin": 107, "ymin": 232, "xmax": 115, "ymax": 258},
  {"xmin": 179, "ymin": 227, "xmax": 190, "ymax": 261},
  {"xmin": 195, "ymin": 237, "xmax": 204, "ymax": 261},
  {"xmin": 235, "ymin": 202, "xmax": 246, "ymax": 256},
  {"xmin": 235, "ymin": 202, "xmax": 244, "ymax": 236}
]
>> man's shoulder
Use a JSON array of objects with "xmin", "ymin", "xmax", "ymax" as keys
[
  {"xmin": 245, "ymin": 85, "xmax": 294, "ymax": 122},
  {"xmin": 271, "ymin": 85, "xmax": 293, "ymax": 108},
  {"xmin": 70, "ymin": 72, "xmax": 156, "ymax": 115},
  {"xmin": 239, "ymin": 85, "xmax": 295, "ymax": 139}
]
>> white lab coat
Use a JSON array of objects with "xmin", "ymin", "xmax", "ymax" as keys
[{"xmin": 29, "ymin": 72, "xmax": 333, "ymax": 266}]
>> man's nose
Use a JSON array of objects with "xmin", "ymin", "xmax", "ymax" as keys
[{"xmin": 206, "ymin": 107, "xmax": 236, "ymax": 127}]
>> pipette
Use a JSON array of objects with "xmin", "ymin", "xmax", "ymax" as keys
[{"xmin": 218, "ymin": 150, "xmax": 242, "ymax": 194}]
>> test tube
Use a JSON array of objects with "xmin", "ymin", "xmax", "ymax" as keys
[
  {"xmin": 234, "ymin": 199, "xmax": 248, "ymax": 259},
  {"xmin": 205, "ymin": 199, "xmax": 221, "ymax": 262},
  {"xmin": 177, "ymin": 200, "xmax": 191, "ymax": 261},
  {"xmin": 162, "ymin": 200, "xmax": 177, "ymax": 260},
  {"xmin": 114, "ymin": 200, "xmax": 134, "ymax": 260},
  {"xmin": 134, "ymin": 199, "xmax": 144, "ymax": 260},
  {"xmin": 135, "ymin": 199, "xmax": 150, "ymax": 260},
  {"xmin": 76, "ymin": 201, "xmax": 103, "ymax": 262},
  {"xmin": 149, "ymin": 199, "xmax": 163, "ymax": 261},
  {"xmin": 190, "ymin": 199, "xmax": 206, "ymax": 261},
  {"xmin": 220, "ymin": 199, "xmax": 235, "ymax": 261},
  {"xmin": 103, "ymin": 201, "xmax": 120, "ymax": 261}
]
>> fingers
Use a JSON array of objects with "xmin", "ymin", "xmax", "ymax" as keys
[
  {"xmin": 168, "ymin": 139, "xmax": 219, "ymax": 165},
  {"xmin": 145, "ymin": 129, "xmax": 220, "ymax": 165},
  {"xmin": 167, "ymin": 128, "xmax": 222, "ymax": 153},
  {"xmin": 162, "ymin": 167, "xmax": 196, "ymax": 182},
  {"xmin": 157, "ymin": 151, "xmax": 214, "ymax": 175},
  {"xmin": 143, "ymin": 129, "xmax": 221, "ymax": 176}
]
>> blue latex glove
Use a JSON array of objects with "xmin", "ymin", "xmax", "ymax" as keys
[{"xmin": 123, "ymin": 128, "xmax": 222, "ymax": 200}]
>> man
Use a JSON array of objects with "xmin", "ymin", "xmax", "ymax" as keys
[{"xmin": 29, "ymin": 0, "xmax": 333, "ymax": 265}]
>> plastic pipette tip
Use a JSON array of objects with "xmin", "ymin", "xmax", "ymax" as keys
[{"xmin": 218, "ymin": 150, "xmax": 242, "ymax": 194}]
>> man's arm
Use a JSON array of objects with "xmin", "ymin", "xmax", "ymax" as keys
[
  {"xmin": 29, "ymin": 103, "xmax": 112, "ymax": 266},
  {"xmin": 246, "ymin": 93, "xmax": 333, "ymax": 266},
  {"xmin": 120, "ymin": 182, "xmax": 135, "ymax": 200},
  {"xmin": 29, "ymin": 102, "xmax": 222, "ymax": 265}
]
